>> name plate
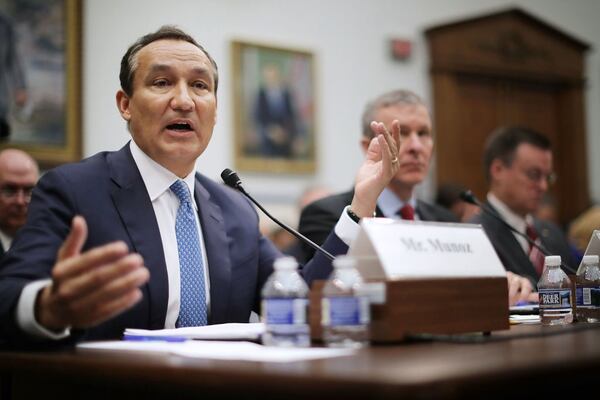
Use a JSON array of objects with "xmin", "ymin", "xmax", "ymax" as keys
[{"xmin": 348, "ymin": 218, "xmax": 506, "ymax": 280}]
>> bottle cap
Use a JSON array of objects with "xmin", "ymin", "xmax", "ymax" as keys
[
  {"xmin": 544, "ymin": 255, "xmax": 562, "ymax": 267},
  {"xmin": 273, "ymin": 256, "xmax": 298, "ymax": 270},
  {"xmin": 332, "ymin": 255, "xmax": 357, "ymax": 269},
  {"xmin": 582, "ymin": 255, "xmax": 599, "ymax": 265}
]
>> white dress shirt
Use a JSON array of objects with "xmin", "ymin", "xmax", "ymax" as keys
[
  {"xmin": 377, "ymin": 188, "xmax": 419, "ymax": 220},
  {"xmin": 130, "ymin": 141, "xmax": 210, "ymax": 328}
]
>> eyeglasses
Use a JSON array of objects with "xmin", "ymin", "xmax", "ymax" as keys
[
  {"xmin": 522, "ymin": 168, "xmax": 557, "ymax": 186},
  {"xmin": 0, "ymin": 185, "xmax": 34, "ymax": 200}
]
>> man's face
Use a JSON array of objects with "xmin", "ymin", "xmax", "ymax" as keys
[
  {"xmin": 491, "ymin": 143, "xmax": 553, "ymax": 216},
  {"xmin": 116, "ymin": 39, "xmax": 217, "ymax": 177},
  {"xmin": 365, "ymin": 104, "xmax": 433, "ymax": 190},
  {"xmin": 0, "ymin": 163, "xmax": 38, "ymax": 236}
]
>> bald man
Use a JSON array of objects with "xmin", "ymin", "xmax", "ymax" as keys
[{"xmin": 0, "ymin": 149, "xmax": 39, "ymax": 254}]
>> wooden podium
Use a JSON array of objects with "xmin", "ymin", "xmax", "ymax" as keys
[{"xmin": 309, "ymin": 276, "xmax": 509, "ymax": 343}]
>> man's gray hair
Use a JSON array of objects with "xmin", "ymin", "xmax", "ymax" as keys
[{"xmin": 361, "ymin": 89, "xmax": 426, "ymax": 138}]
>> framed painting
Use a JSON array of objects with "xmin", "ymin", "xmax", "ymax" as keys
[
  {"xmin": 231, "ymin": 40, "xmax": 316, "ymax": 174},
  {"xmin": 0, "ymin": 0, "xmax": 81, "ymax": 167}
]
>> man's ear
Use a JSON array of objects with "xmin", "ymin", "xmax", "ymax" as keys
[
  {"xmin": 489, "ymin": 158, "xmax": 506, "ymax": 181},
  {"xmin": 116, "ymin": 90, "xmax": 131, "ymax": 121}
]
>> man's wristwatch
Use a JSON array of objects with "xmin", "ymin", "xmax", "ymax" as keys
[{"xmin": 347, "ymin": 208, "xmax": 361, "ymax": 223}]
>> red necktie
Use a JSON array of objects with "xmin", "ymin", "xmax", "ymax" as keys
[
  {"xmin": 399, "ymin": 204, "xmax": 415, "ymax": 220},
  {"xmin": 526, "ymin": 224, "xmax": 545, "ymax": 276}
]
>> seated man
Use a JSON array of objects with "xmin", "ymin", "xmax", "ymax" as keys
[
  {"xmin": 298, "ymin": 90, "xmax": 457, "ymax": 262},
  {"xmin": 0, "ymin": 149, "xmax": 39, "ymax": 255},
  {"xmin": 471, "ymin": 126, "xmax": 576, "ymax": 289},
  {"xmin": 0, "ymin": 26, "xmax": 400, "ymax": 344},
  {"xmin": 299, "ymin": 90, "xmax": 536, "ymax": 305}
]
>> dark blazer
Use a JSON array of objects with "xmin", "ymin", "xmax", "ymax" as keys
[
  {"xmin": 297, "ymin": 189, "xmax": 458, "ymax": 262},
  {"xmin": 470, "ymin": 203, "xmax": 576, "ymax": 286},
  {"xmin": 0, "ymin": 144, "xmax": 346, "ymax": 343}
]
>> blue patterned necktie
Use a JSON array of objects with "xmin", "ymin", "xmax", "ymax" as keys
[{"xmin": 170, "ymin": 180, "xmax": 207, "ymax": 327}]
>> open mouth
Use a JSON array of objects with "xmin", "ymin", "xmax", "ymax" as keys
[{"xmin": 166, "ymin": 122, "xmax": 193, "ymax": 132}]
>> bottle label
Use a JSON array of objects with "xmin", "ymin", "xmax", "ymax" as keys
[
  {"xmin": 321, "ymin": 296, "xmax": 370, "ymax": 326},
  {"xmin": 539, "ymin": 289, "xmax": 572, "ymax": 309},
  {"xmin": 262, "ymin": 298, "xmax": 307, "ymax": 325},
  {"xmin": 575, "ymin": 286, "xmax": 600, "ymax": 308}
]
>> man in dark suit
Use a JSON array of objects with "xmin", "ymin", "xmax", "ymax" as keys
[
  {"xmin": 470, "ymin": 126, "xmax": 576, "ymax": 287},
  {"xmin": 0, "ymin": 26, "xmax": 400, "ymax": 344},
  {"xmin": 298, "ymin": 89, "xmax": 457, "ymax": 262},
  {"xmin": 0, "ymin": 149, "xmax": 38, "ymax": 256}
]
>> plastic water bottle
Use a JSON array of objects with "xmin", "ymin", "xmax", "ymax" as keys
[
  {"xmin": 261, "ymin": 257, "xmax": 310, "ymax": 347},
  {"xmin": 321, "ymin": 255, "xmax": 370, "ymax": 348},
  {"xmin": 537, "ymin": 255, "xmax": 573, "ymax": 325},
  {"xmin": 575, "ymin": 254, "xmax": 600, "ymax": 323}
]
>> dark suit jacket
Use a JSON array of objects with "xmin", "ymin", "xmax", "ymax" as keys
[
  {"xmin": 0, "ymin": 144, "xmax": 346, "ymax": 343},
  {"xmin": 470, "ymin": 203, "xmax": 576, "ymax": 286},
  {"xmin": 297, "ymin": 189, "xmax": 458, "ymax": 262}
]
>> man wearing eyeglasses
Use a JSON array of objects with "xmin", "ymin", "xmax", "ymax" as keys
[
  {"xmin": 471, "ymin": 126, "xmax": 576, "ymax": 287},
  {"xmin": 0, "ymin": 149, "xmax": 38, "ymax": 255}
]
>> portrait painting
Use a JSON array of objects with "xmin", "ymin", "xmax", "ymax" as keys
[
  {"xmin": 0, "ymin": 0, "xmax": 80, "ymax": 166},
  {"xmin": 231, "ymin": 40, "xmax": 316, "ymax": 174}
]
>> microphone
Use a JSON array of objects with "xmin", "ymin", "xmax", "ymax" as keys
[
  {"xmin": 221, "ymin": 168, "xmax": 335, "ymax": 261},
  {"xmin": 460, "ymin": 190, "xmax": 576, "ymax": 274}
]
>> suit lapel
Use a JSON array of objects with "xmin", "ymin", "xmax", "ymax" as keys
[
  {"xmin": 193, "ymin": 177, "xmax": 232, "ymax": 324},
  {"xmin": 485, "ymin": 203, "xmax": 538, "ymax": 279},
  {"xmin": 107, "ymin": 144, "xmax": 168, "ymax": 329}
]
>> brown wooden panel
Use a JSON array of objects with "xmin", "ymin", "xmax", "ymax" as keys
[{"xmin": 428, "ymin": 8, "xmax": 589, "ymax": 225}]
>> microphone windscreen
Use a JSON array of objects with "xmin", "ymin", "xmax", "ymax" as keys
[
  {"xmin": 221, "ymin": 168, "xmax": 242, "ymax": 189},
  {"xmin": 459, "ymin": 190, "xmax": 478, "ymax": 205}
]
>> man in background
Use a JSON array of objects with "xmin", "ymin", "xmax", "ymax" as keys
[
  {"xmin": 0, "ymin": 12, "xmax": 28, "ymax": 139},
  {"xmin": 298, "ymin": 89, "xmax": 457, "ymax": 262},
  {"xmin": 0, "ymin": 148, "xmax": 38, "ymax": 255},
  {"xmin": 471, "ymin": 126, "xmax": 576, "ymax": 287},
  {"xmin": 298, "ymin": 90, "xmax": 537, "ymax": 305}
]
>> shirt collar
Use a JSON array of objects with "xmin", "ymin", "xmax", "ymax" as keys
[
  {"xmin": 129, "ymin": 140, "xmax": 198, "ymax": 209},
  {"xmin": 377, "ymin": 187, "xmax": 417, "ymax": 218},
  {"xmin": 487, "ymin": 192, "xmax": 533, "ymax": 233}
]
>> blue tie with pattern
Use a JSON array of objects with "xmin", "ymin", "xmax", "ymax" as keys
[{"xmin": 170, "ymin": 180, "xmax": 208, "ymax": 327}]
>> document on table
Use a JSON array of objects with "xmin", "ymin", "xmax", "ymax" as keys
[
  {"xmin": 77, "ymin": 340, "xmax": 356, "ymax": 363},
  {"xmin": 124, "ymin": 322, "xmax": 265, "ymax": 341}
]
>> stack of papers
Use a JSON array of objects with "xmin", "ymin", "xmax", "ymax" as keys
[
  {"xmin": 509, "ymin": 314, "xmax": 540, "ymax": 324},
  {"xmin": 77, "ymin": 323, "xmax": 357, "ymax": 362},
  {"xmin": 78, "ymin": 340, "xmax": 356, "ymax": 362},
  {"xmin": 124, "ymin": 322, "xmax": 265, "ymax": 341}
]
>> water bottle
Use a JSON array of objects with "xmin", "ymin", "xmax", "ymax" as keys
[
  {"xmin": 321, "ymin": 255, "xmax": 370, "ymax": 348},
  {"xmin": 261, "ymin": 257, "xmax": 310, "ymax": 347},
  {"xmin": 537, "ymin": 255, "xmax": 573, "ymax": 325},
  {"xmin": 575, "ymin": 254, "xmax": 600, "ymax": 323}
]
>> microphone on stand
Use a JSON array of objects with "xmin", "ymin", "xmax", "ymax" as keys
[
  {"xmin": 459, "ymin": 190, "xmax": 576, "ymax": 274},
  {"xmin": 221, "ymin": 168, "xmax": 335, "ymax": 262}
]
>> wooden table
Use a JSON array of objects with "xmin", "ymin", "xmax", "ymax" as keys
[{"xmin": 1, "ymin": 324, "xmax": 599, "ymax": 399}]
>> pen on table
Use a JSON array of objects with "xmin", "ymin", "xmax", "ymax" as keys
[{"xmin": 122, "ymin": 334, "xmax": 188, "ymax": 342}]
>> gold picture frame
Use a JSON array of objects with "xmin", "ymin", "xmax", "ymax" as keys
[
  {"xmin": 0, "ymin": 0, "xmax": 81, "ymax": 167},
  {"xmin": 231, "ymin": 40, "xmax": 316, "ymax": 174}
]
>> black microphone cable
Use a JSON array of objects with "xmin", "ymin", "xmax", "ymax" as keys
[{"xmin": 221, "ymin": 168, "xmax": 336, "ymax": 261}]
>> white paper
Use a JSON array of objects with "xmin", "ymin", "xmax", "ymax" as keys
[
  {"xmin": 77, "ymin": 340, "xmax": 356, "ymax": 362},
  {"xmin": 125, "ymin": 322, "xmax": 265, "ymax": 341}
]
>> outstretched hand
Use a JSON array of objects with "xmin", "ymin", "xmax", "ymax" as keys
[
  {"xmin": 36, "ymin": 216, "xmax": 149, "ymax": 331},
  {"xmin": 350, "ymin": 120, "xmax": 400, "ymax": 217}
]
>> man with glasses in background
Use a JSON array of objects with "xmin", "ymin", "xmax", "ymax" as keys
[
  {"xmin": 0, "ymin": 149, "xmax": 38, "ymax": 256},
  {"xmin": 471, "ymin": 126, "xmax": 576, "ymax": 288}
]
